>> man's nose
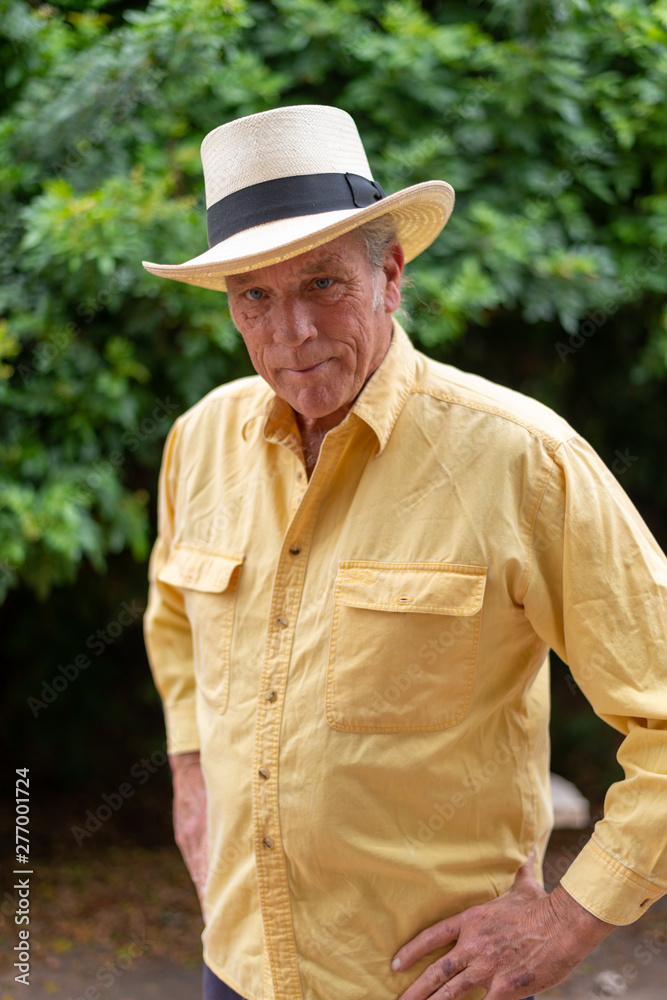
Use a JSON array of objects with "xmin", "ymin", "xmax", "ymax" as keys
[{"xmin": 271, "ymin": 297, "xmax": 317, "ymax": 346}]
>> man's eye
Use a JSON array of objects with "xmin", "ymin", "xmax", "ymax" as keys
[
  {"xmin": 246, "ymin": 289, "xmax": 264, "ymax": 300},
  {"xmin": 314, "ymin": 278, "xmax": 332, "ymax": 290}
]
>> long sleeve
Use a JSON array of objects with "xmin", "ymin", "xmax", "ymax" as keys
[
  {"xmin": 135, "ymin": 328, "xmax": 667, "ymax": 997},
  {"xmin": 524, "ymin": 433, "xmax": 667, "ymax": 924},
  {"xmin": 144, "ymin": 419, "xmax": 200, "ymax": 753}
]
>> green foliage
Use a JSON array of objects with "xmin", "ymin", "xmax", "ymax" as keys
[{"xmin": 1, "ymin": 0, "xmax": 667, "ymax": 603}]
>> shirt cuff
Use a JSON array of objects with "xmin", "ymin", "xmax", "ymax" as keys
[
  {"xmin": 163, "ymin": 699, "xmax": 200, "ymax": 754},
  {"xmin": 560, "ymin": 837, "xmax": 664, "ymax": 925}
]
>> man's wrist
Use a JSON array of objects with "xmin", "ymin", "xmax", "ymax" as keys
[
  {"xmin": 169, "ymin": 750, "xmax": 201, "ymax": 773},
  {"xmin": 547, "ymin": 883, "xmax": 615, "ymax": 949}
]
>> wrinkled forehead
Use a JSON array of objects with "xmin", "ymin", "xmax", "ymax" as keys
[{"xmin": 226, "ymin": 230, "xmax": 367, "ymax": 291}]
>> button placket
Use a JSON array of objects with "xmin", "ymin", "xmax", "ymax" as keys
[
  {"xmin": 251, "ymin": 508, "xmax": 312, "ymax": 999},
  {"xmin": 251, "ymin": 429, "xmax": 349, "ymax": 1000}
]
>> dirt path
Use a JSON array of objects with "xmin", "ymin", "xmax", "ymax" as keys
[{"xmin": 1, "ymin": 840, "xmax": 665, "ymax": 999}]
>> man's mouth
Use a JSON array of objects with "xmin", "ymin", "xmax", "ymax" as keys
[{"xmin": 283, "ymin": 359, "xmax": 329, "ymax": 375}]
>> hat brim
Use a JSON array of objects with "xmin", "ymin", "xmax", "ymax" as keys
[{"xmin": 142, "ymin": 180, "xmax": 454, "ymax": 292}]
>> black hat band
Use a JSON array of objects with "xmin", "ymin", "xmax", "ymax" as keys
[{"xmin": 206, "ymin": 172, "xmax": 386, "ymax": 248}]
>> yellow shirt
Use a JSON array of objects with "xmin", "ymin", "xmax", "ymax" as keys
[{"xmin": 144, "ymin": 321, "xmax": 667, "ymax": 1000}]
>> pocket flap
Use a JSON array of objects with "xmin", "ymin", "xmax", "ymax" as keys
[
  {"xmin": 158, "ymin": 543, "xmax": 245, "ymax": 593},
  {"xmin": 334, "ymin": 561, "xmax": 486, "ymax": 615}
]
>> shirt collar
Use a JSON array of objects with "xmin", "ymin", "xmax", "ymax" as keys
[
  {"xmin": 350, "ymin": 319, "xmax": 415, "ymax": 454},
  {"xmin": 257, "ymin": 318, "xmax": 416, "ymax": 454}
]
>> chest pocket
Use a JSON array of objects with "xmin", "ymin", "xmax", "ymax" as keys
[
  {"xmin": 326, "ymin": 561, "xmax": 486, "ymax": 733},
  {"xmin": 157, "ymin": 543, "xmax": 245, "ymax": 714}
]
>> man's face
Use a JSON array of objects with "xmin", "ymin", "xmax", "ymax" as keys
[{"xmin": 226, "ymin": 230, "xmax": 403, "ymax": 428}]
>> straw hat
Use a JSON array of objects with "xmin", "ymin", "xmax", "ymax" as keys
[{"xmin": 142, "ymin": 105, "xmax": 455, "ymax": 292}]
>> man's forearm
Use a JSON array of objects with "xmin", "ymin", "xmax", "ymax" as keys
[{"xmin": 170, "ymin": 749, "xmax": 208, "ymax": 915}]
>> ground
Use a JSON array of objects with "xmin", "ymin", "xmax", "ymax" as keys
[{"xmin": 0, "ymin": 832, "xmax": 665, "ymax": 1000}]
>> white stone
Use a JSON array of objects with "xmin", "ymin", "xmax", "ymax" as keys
[{"xmin": 550, "ymin": 772, "xmax": 590, "ymax": 829}]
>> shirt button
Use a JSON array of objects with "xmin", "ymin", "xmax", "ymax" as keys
[
  {"xmin": 262, "ymin": 836, "xmax": 274, "ymax": 849},
  {"xmin": 276, "ymin": 615, "xmax": 288, "ymax": 628},
  {"xmin": 266, "ymin": 690, "xmax": 277, "ymax": 702},
  {"xmin": 258, "ymin": 767, "xmax": 270, "ymax": 780},
  {"xmin": 639, "ymin": 898, "xmax": 650, "ymax": 908},
  {"xmin": 288, "ymin": 543, "xmax": 301, "ymax": 555}
]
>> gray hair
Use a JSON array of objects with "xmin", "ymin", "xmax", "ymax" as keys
[
  {"xmin": 351, "ymin": 215, "xmax": 401, "ymax": 310},
  {"xmin": 352, "ymin": 214, "xmax": 399, "ymax": 269}
]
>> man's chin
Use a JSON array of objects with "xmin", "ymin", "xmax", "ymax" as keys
[
  {"xmin": 276, "ymin": 384, "xmax": 345, "ymax": 418},
  {"xmin": 289, "ymin": 394, "xmax": 351, "ymax": 427}
]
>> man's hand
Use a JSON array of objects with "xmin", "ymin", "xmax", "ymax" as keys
[
  {"xmin": 391, "ymin": 854, "xmax": 615, "ymax": 999},
  {"xmin": 169, "ymin": 750, "xmax": 208, "ymax": 916}
]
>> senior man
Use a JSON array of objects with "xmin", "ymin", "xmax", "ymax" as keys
[{"xmin": 142, "ymin": 106, "xmax": 667, "ymax": 1000}]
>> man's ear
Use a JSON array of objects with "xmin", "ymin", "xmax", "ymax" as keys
[{"xmin": 383, "ymin": 240, "xmax": 405, "ymax": 313}]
